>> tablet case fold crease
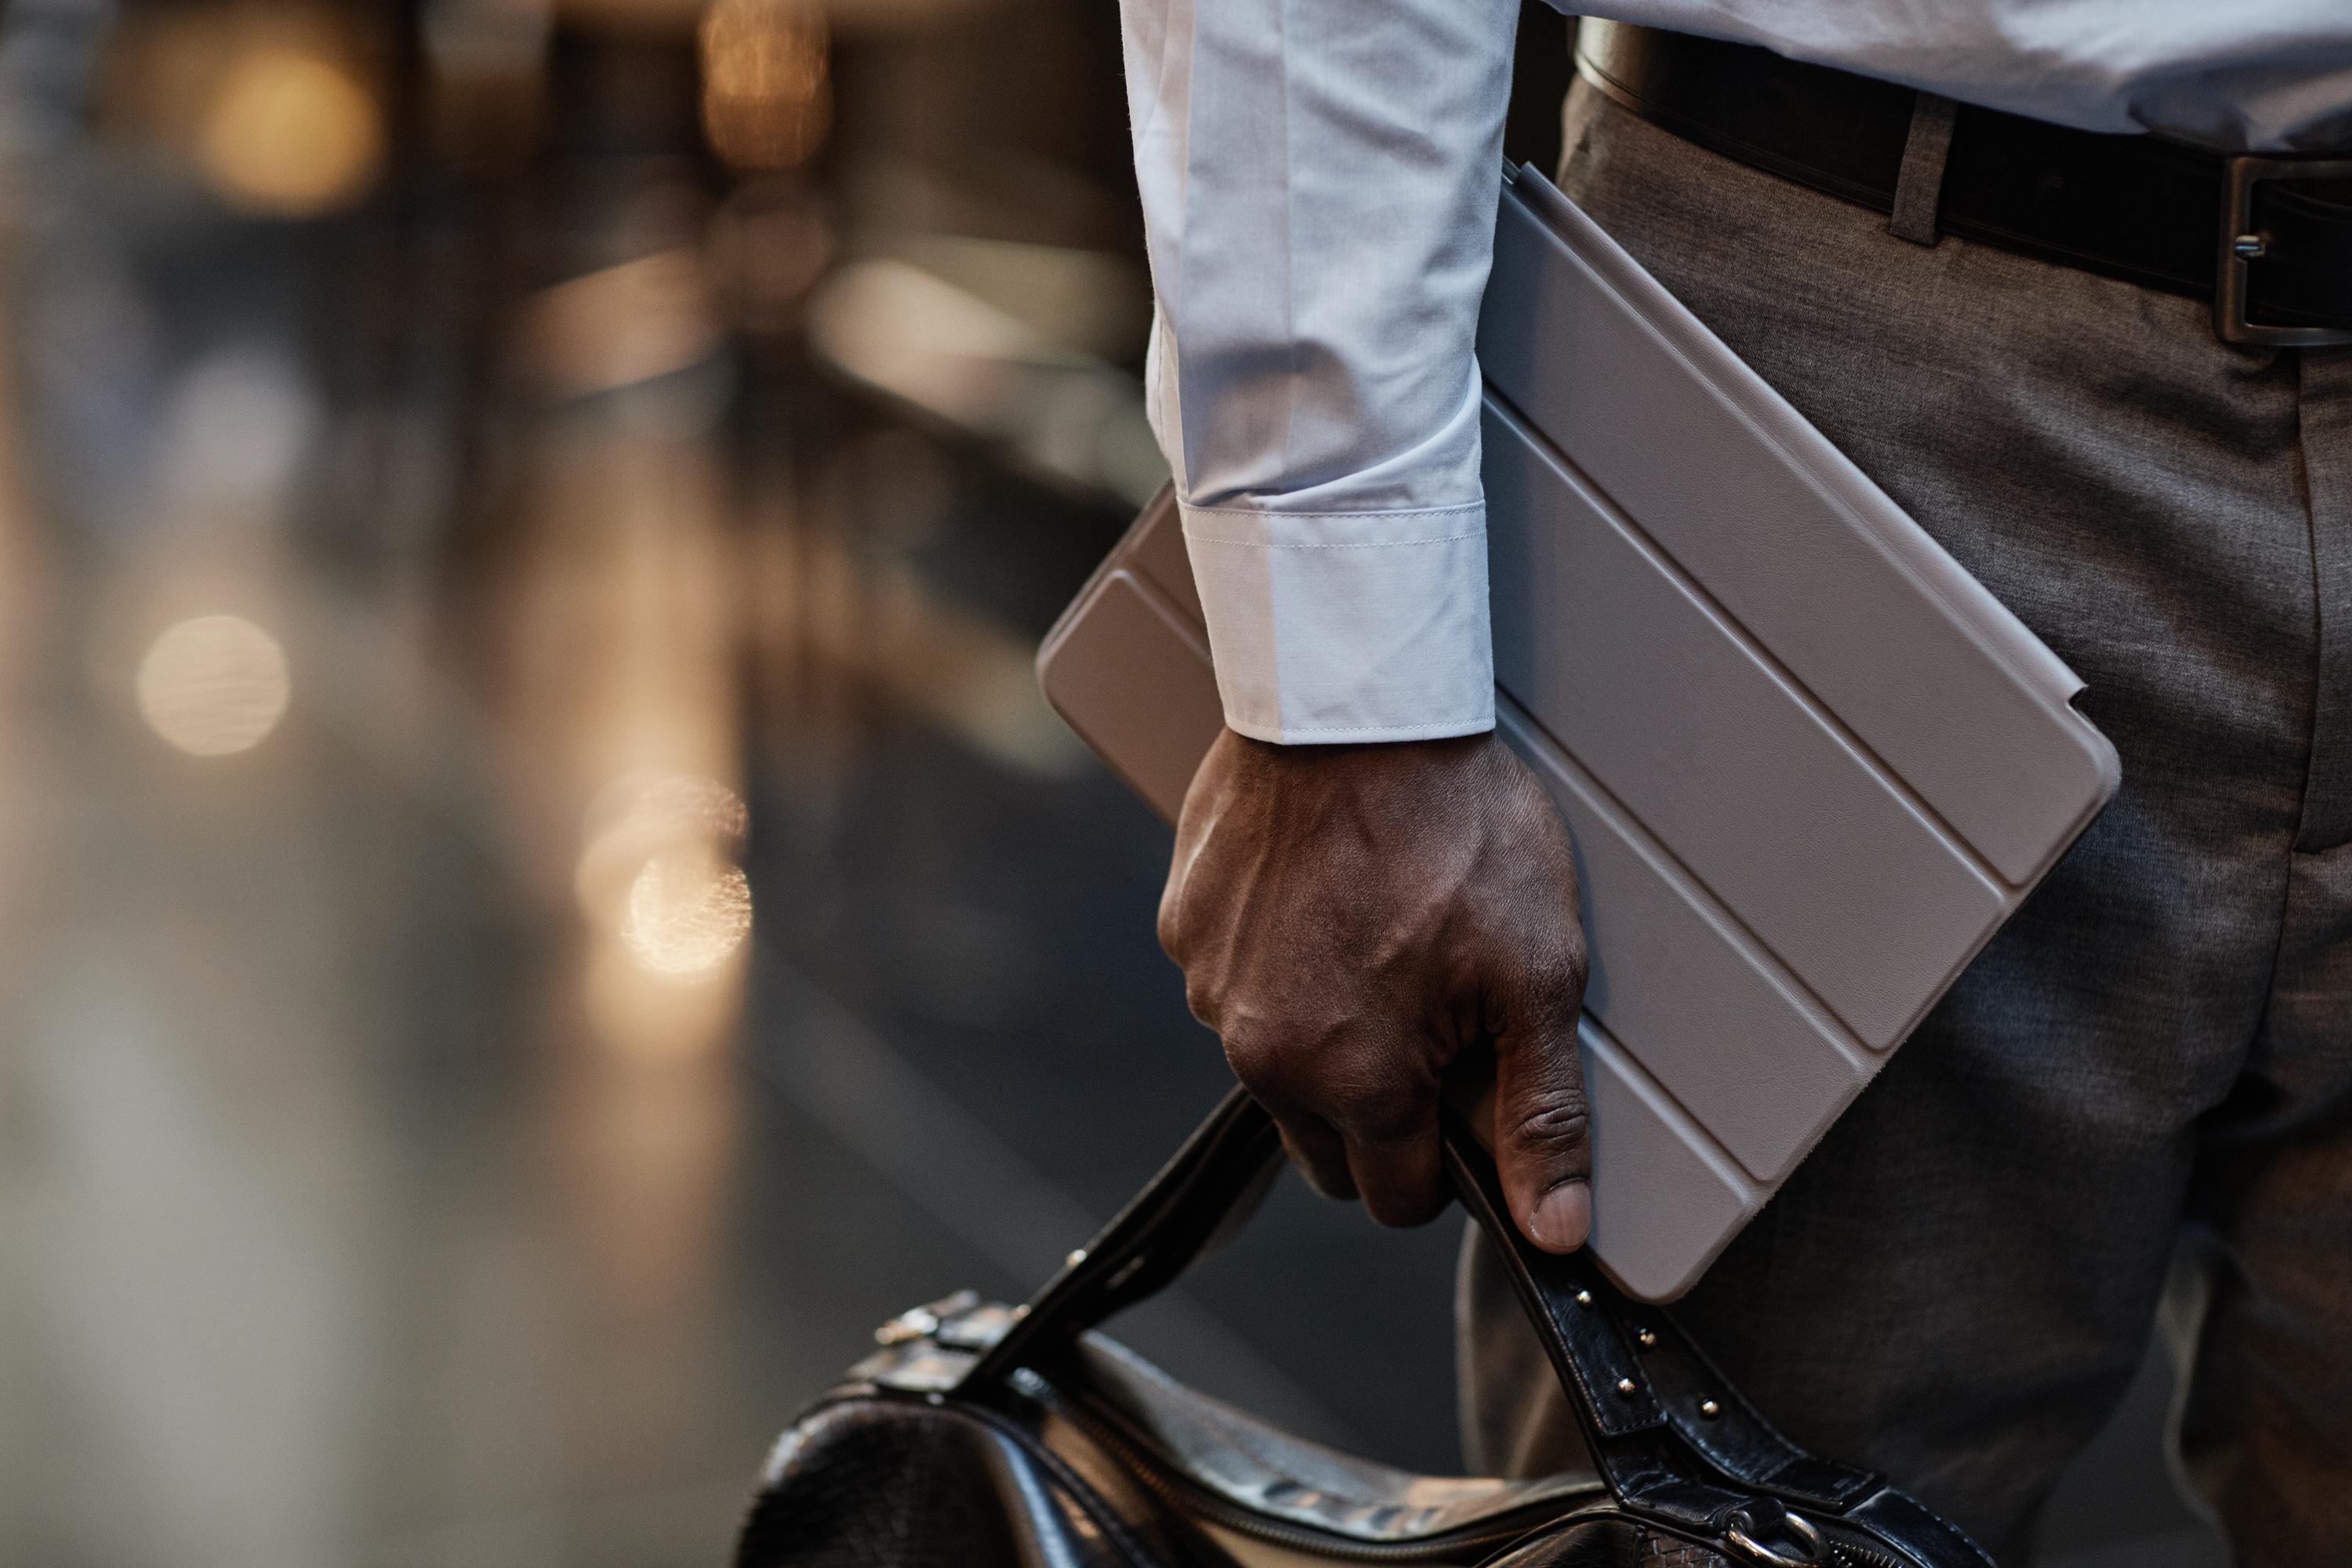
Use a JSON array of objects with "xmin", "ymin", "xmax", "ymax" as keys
[{"xmin": 1037, "ymin": 165, "xmax": 2118, "ymax": 1302}]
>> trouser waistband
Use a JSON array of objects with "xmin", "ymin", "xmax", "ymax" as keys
[{"xmin": 1573, "ymin": 20, "xmax": 2352, "ymax": 347}]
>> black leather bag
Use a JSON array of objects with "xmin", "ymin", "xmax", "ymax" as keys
[{"xmin": 735, "ymin": 1089, "xmax": 1994, "ymax": 1568}]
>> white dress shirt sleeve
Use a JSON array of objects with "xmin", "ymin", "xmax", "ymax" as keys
[{"xmin": 1119, "ymin": 0, "xmax": 1524, "ymax": 744}]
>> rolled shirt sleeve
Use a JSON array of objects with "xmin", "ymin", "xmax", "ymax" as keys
[{"xmin": 1119, "ymin": 0, "xmax": 1523, "ymax": 743}]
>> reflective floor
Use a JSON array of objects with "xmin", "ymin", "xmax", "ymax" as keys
[{"xmin": 0, "ymin": 181, "xmax": 1469, "ymax": 1559}]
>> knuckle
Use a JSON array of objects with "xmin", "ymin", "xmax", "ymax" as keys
[
  {"xmin": 1218, "ymin": 1028, "xmax": 1272, "ymax": 1083},
  {"xmin": 1183, "ymin": 975, "xmax": 1220, "ymax": 1029},
  {"xmin": 1155, "ymin": 860, "xmax": 1192, "ymax": 958},
  {"xmin": 1554, "ymin": 925, "xmax": 1591, "ymax": 984},
  {"xmin": 1537, "ymin": 976, "xmax": 1588, "ymax": 1033},
  {"xmin": 1218, "ymin": 1017, "xmax": 1305, "ymax": 1091},
  {"xmin": 1511, "ymin": 1094, "xmax": 1592, "ymax": 1154},
  {"xmin": 1514, "ymin": 937, "xmax": 1590, "ymax": 1022}
]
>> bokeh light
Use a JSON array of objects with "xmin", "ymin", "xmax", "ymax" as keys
[
  {"xmin": 584, "ymin": 938, "xmax": 744, "ymax": 1063},
  {"xmin": 135, "ymin": 615, "xmax": 292, "ymax": 756},
  {"xmin": 699, "ymin": 0, "xmax": 830, "ymax": 169},
  {"xmin": 621, "ymin": 851, "xmax": 753, "ymax": 975},
  {"xmin": 521, "ymin": 250, "xmax": 720, "ymax": 398},
  {"xmin": 578, "ymin": 772, "xmax": 753, "ymax": 981},
  {"xmin": 197, "ymin": 48, "xmax": 383, "ymax": 217}
]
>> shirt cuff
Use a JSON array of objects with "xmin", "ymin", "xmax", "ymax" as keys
[{"xmin": 1179, "ymin": 501, "xmax": 1496, "ymax": 744}]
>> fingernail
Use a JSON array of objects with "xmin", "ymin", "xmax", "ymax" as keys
[{"xmin": 1529, "ymin": 1181, "xmax": 1591, "ymax": 1253}]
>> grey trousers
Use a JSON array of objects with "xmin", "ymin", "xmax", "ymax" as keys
[{"xmin": 1461, "ymin": 82, "xmax": 2352, "ymax": 1566}]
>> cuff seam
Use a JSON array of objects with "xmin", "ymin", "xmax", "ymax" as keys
[
  {"xmin": 1183, "ymin": 532, "xmax": 1483, "ymax": 551},
  {"xmin": 1228, "ymin": 713, "xmax": 1496, "ymax": 743},
  {"xmin": 1182, "ymin": 502, "xmax": 1482, "ymax": 521}
]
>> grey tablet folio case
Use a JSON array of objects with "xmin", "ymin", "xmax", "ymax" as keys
[{"xmin": 1038, "ymin": 165, "xmax": 2120, "ymax": 1302}]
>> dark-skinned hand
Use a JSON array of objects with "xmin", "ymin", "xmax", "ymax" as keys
[{"xmin": 1158, "ymin": 727, "xmax": 1593, "ymax": 1253}]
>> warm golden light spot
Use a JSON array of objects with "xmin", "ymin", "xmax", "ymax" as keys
[
  {"xmin": 585, "ymin": 939, "xmax": 741, "ymax": 1063},
  {"xmin": 620, "ymin": 849, "xmax": 753, "ymax": 976},
  {"xmin": 136, "ymin": 615, "xmax": 292, "ymax": 756},
  {"xmin": 576, "ymin": 772, "xmax": 747, "ymax": 909},
  {"xmin": 626, "ymin": 772, "xmax": 750, "ymax": 846},
  {"xmin": 699, "ymin": 0, "xmax": 829, "ymax": 169},
  {"xmin": 577, "ymin": 773, "xmax": 753, "ymax": 986},
  {"xmin": 198, "ymin": 49, "xmax": 383, "ymax": 216}
]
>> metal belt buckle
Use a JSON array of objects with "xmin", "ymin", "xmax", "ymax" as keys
[{"xmin": 2217, "ymin": 154, "xmax": 2352, "ymax": 347}]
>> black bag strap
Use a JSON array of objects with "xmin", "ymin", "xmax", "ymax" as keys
[
  {"xmin": 971, "ymin": 1083, "xmax": 1283, "ymax": 1386},
  {"xmin": 969, "ymin": 1086, "xmax": 1994, "ymax": 1568}
]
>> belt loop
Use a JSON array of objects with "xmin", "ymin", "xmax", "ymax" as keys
[{"xmin": 1889, "ymin": 93, "xmax": 1958, "ymax": 245}]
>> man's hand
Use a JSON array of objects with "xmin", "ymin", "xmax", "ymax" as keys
[{"xmin": 1159, "ymin": 728, "xmax": 1593, "ymax": 1253}]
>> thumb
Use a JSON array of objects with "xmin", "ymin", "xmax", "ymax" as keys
[{"xmin": 1492, "ymin": 1006, "xmax": 1592, "ymax": 1254}]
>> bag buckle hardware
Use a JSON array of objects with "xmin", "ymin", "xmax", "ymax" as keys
[
  {"xmin": 2216, "ymin": 154, "xmax": 2352, "ymax": 347},
  {"xmin": 1722, "ymin": 1503, "xmax": 1826, "ymax": 1567}
]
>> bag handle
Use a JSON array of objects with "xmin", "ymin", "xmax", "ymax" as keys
[
  {"xmin": 971, "ymin": 1083, "xmax": 1284, "ymax": 1386},
  {"xmin": 969, "ymin": 1086, "xmax": 1992, "ymax": 1568}
]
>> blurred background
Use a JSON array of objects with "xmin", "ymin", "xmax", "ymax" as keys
[{"xmin": 0, "ymin": 2, "xmax": 2218, "ymax": 1563}]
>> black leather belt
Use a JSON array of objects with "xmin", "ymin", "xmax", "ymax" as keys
[{"xmin": 1574, "ymin": 21, "xmax": 2352, "ymax": 347}]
